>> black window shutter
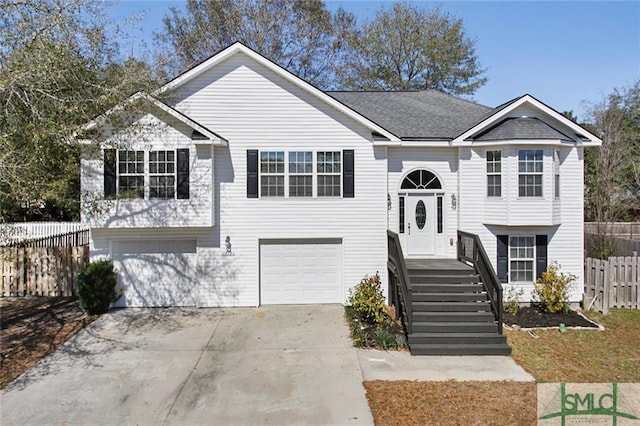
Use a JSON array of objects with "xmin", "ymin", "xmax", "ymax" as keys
[
  {"xmin": 343, "ymin": 149, "xmax": 354, "ymax": 198},
  {"xmin": 247, "ymin": 150, "xmax": 258, "ymax": 198},
  {"xmin": 497, "ymin": 235, "xmax": 509, "ymax": 283},
  {"xmin": 536, "ymin": 235, "xmax": 548, "ymax": 280},
  {"xmin": 177, "ymin": 148, "xmax": 190, "ymax": 199},
  {"xmin": 104, "ymin": 149, "xmax": 116, "ymax": 198}
]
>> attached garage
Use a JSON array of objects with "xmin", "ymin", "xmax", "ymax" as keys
[
  {"xmin": 259, "ymin": 239, "xmax": 343, "ymax": 305},
  {"xmin": 111, "ymin": 239, "xmax": 198, "ymax": 307}
]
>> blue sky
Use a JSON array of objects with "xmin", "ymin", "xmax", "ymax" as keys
[{"xmin": 106, "ymin": 1, "xmax": 640, "ymax": 121}]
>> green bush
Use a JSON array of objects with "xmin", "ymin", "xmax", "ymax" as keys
[
  {"xmin": 533, "ymin": 262, "xmax": 576, "ymax": 314},
  {"xmin": 78, "ymin": 260, "xmax": 120, "ymax": 315},
  {"xmin": 348, "ymin": 272, "xmax": 386, "ymax": 325}
]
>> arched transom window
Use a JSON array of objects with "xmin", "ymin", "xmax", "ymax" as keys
[{"xmin": 401, "ymin": 170, "xmax": 442, "ymax": 190}]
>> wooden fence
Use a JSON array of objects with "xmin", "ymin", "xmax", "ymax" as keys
[
  {"xmin": 584, "ymin": 256, "xmax": 639, "ymax": 314},
  {"xmin": 1, "ymin": 246, "xmax": 89, "ymax": 297}
]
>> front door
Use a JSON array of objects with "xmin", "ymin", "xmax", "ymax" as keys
[{"xmin": 406, "ymin": 194, "xmax": 436, "ymax": 256}]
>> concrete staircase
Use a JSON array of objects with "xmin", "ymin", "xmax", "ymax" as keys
[{"xmin": 404, "ymin": 259, "xmax": 511, "ymax": 356}]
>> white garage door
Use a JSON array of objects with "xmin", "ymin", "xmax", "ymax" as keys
[
  {"xmin": 260, "ymin": 239, "xmax": 342, "ymax": 304},
  {"xmin": 112, "ymin": 240, "xmax": 198, "ymax": 307}
]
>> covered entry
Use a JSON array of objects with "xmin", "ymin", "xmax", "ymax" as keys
[{"xmin": 398, "ymin": 169, "xmax": 445, "ymax": 257}]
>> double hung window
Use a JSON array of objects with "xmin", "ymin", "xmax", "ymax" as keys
[
  {"xmin": 509, "ymin": 236, "xmax": 535, "ymax": 282},
  {"xmin": 554, "ymin": 150, "xmax": 560, "ymax": 198},
  {"xmin": 260, "ymin": 151, "xmax": 285, "ymax": 197},
  {"xmin": 518, "ymin": 149, "xmax": 543, "ymax": 197},
  {"xmin": 149, "ymin": 151, "xmax": 176, "ymax": 199},
  {"xmin": 289, "ymin": 152, "xmax": 313, "ymax": 197},
  {"xmin": 317, "ymin": 151, "xmax": 341, "ymax": 197},
  {"xmin": 486, "ymin": 150, "xmax": 502, "ymax": 197},
  {"xmin": 118, "ymin": 151, "xmax": 144, "ymax": 198}
]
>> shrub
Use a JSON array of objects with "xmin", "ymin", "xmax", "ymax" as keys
[
  {"xmin": 533, "ymin": 262, "xmax": 576, "ymax": 314},
  {"xmin": 348, "ymin": 272, "xmax": 386, "ymax": 325},
  {"xmin": 504, "ymin": 285, "xmax": 524, "ymax": 315},
  {"xmin": 78, "ymin": 260, "xmax": 120, "ymax": 315}
]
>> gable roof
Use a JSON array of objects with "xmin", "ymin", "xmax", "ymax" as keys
[
  {"xmin": 329, "ymin": 90, "xmax": 492, "ymax": 141},
  {"xmin": 81, "ymin": 92, "xmax": 227, "ymax": 144},
  {"xmin": 156, "ymin": 42, "xmax": 401, "ymax": 144},
  {"xmin": 473, "ymin": 117, "xmax": 574, "ymax": 141},
  {"xmin": 453, "ymin": 94, "xmax": 601, "ymax": 145}
]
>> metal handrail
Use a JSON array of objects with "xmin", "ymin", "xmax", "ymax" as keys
[{"xmin": 457, "ymin": 230, "xmax": 504, "ymax": 334}]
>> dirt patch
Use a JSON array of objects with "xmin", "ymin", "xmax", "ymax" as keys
[
  {"xmin": 364, "ymin": 380, "xmax": 537, "ymax": 426},
  {"xmin": 504, "ymin": 306, "xmax": 599, "ymax": 328},
  {"xmin": 0, "ymin": 297, "xmax": 95, "ymax": 388}
]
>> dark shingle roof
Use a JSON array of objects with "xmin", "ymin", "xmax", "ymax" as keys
[
  {"xmin": 328, "ymin": 90, "xmax": 492, "ymax": 140},
  {"xmin": 474, "ymin": 117, "xmax": 574, "ymax": 141}
]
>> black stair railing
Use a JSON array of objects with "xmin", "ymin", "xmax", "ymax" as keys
[
  {"xmin": 387, "ymin": 230, "xmax": 412, "ymax": 334},
  {"xmin": 457, "ymin": 231, "xmax": 504, "ymax": 334}
]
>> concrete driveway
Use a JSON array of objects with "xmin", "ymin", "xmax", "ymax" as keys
[{"xmin": 1, "ymin": 305, "xmax": 373, "ymax": 426}]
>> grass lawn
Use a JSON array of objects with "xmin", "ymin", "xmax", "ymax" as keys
[
  {"xmin": 506, "ymin": 308, "xmax": 640, "ymax": 382},
  {"xmin": 364, "ymin": 308, "xmax": 640, "ymax": 425}
]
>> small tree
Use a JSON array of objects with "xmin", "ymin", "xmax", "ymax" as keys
[
  {"xmin": 532, "ymin": 262, "xmax": 576, "ymax": 314},
  {"xmin": 78, "ymin": 260, "xmax": 120, "ymax": 315}
]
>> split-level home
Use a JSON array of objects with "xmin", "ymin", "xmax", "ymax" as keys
[{"xmin": 80, "ymin": 42, "xmax": 601, "ymax": 355}]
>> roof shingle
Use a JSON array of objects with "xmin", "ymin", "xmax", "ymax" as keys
[
  {"xmin": 328, "ymin": 90, "xmax": 492, "ymax": 140},
  {"xmin": 473, "ymin": 117, "xmax": 574, "ymax": 141}
]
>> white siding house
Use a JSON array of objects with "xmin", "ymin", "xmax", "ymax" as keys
[{"xmin": 80, "ymin": 43, "xmax": 600, "ymax": 308}]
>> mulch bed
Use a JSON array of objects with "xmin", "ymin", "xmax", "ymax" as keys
[
  {"xmin": 344, "ymin": 306, "xmax": 407, "ymax": 350},
  {"xmin": 504, "ymin": 306, "xmax": 599, "ymax": 328},
  {"xmin": 0, "ymin": 297, "xmax": 95, "ymax": 388}
]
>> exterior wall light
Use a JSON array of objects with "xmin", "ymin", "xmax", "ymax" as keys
[
  {"xmin": 225, "ymin": 235, "xmax": 233, "ymax": 255},
  {"xmin": 451, "ymin": 194, "xmax": 457, "ymax": 210},
  {"xmin": 387, "ymin": 194, "xmax": 392, "ymax": 210}
]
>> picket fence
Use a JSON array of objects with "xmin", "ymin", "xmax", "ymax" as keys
[
  {"xmin": 0, "ymin": 246, "xmax": 89, "ymax": 297},
  {"xmin": 0, "ymin": 222, "xmax": 89, "ymax": 247},
  {"xmin": 584, "ymin": 256, "xmax": 640, "ymax": 314}
]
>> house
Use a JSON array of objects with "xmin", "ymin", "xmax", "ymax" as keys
[{"xmin": 80, "ymin": 43, "xmax": 601, "ymax": 334}]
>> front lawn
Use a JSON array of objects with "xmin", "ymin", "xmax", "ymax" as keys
[
  {"xmin": 506, "ymin": 308, "xmax": 640, "ymax": 382},
  {"xmin": 363, "ymin": 308, "xmax": 640, "ymax": 425}
]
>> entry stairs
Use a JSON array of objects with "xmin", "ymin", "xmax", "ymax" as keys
[{"xmin": 403, "ymin": 259, "xmax": 511, "ymax": 356}]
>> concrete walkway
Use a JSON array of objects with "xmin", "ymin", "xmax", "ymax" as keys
[
  {"xmin": 1, "ymin": 305, "xmax": 533, "ymax": 426},
  {"xmin": 357, "ymin": 349, "xmax": 534, "ymax": 382}
]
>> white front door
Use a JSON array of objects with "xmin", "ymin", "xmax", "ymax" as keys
[{"xmin": 406, "ymin": 194, "xmax": 436, "ymax": 256}]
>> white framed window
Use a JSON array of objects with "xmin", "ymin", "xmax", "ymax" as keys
[
  {"xmin": 317, "ymin": 151, "xmax": 341, "ymax": 197},
  {"xmin": 509, "ymin": 236, "xmax": 535, "ymax": 282},
  {"xmin": 486, "ymin": 150, "xmax": 501, "ymax": 197},
  {"xmin": 554, "ymin": 149, "xmax": 560, "ymax": 198},
  {"xmin": 107, "ymin": 148, "xmax": 189, "ymax": 200},
  {"xmin": 260, "ymin": 151, "xmax": 285, "ymax": 197},
  {"xmin": 149, "ymin": 150, "xmax": 176, "ymax": 199},
  {"xmin": 288, "ymin": 151, "xmax": 313, "ymax": 197},
  {"xmin": 117, "ymin": 150, "xmax": 144, "ymax": 198},
  {"xmin": 518, "ymin": 149, "xmax": 543, "ymax": 197}
]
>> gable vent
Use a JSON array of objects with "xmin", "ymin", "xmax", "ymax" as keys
[{"xmin": 191, "ymin": 130, "xmax": 208, "ymax": 140}]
